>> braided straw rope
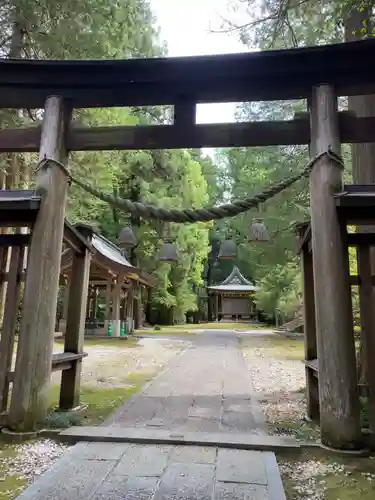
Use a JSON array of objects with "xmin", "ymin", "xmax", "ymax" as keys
[{"xmin": 37, "ymin": 149, "xmax": 343, "ymax": 223}]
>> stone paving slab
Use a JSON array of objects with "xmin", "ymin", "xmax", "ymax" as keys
[
  {"xmin": 216, "ymin": 449, "xmax": 268, "ymax": 484},
  {"xmin": 73, "ymin": 442, "xmax": 131, "ymax": 460},
  {"xmin": 111, "ymin": 444, "xmax": 171, "ymax": 477},
  {"xmin": 59, "ymin": 425, "xmax": 299, "ymax": 451},
  {"xmin": 17, "ymin": 444, "xmax": 286, "ymax": 500},
  {"xmin": 16, "ymin": 454, "xmax": 115, "ymax": 500},
  {"xmin": 168, "ymin": 445, "xmax": 217, "ymax": 464},
  {"xmin": 154, "ymin": 462, "xmax": 215, "ymax": 500},
  {"xmin": 215, "ymin": 482, "xmax": 270, "ymax": 500},
  {"xmin": 91, "ymin": 476, "xmax": 160, "ymax": 500}
]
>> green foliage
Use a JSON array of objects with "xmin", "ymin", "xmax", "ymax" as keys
[
  {"xmin": 255, "ymin": 261, "xmax": 301, "ymax": 320},
  {"xmin": 208, "ymin": 2, "xmax": 362, "ymax": 322},
  {"xmin": 146, "ymin": 151, "xmax": 209, "ymax": 322},
  {"xmin": 225, "ymin": 0, "xmax": 353, "ymax": 49},
  {"xmin": 4, "ymin": 0, "xmax": 367, "ymax": 329},
  {"xmin": 1, "ymin": 0, "xmax": 163, "ymax": 59},
  {"xmin": 44, "ymin": 411, "xmax": 83, "ymax": 429},
  {"xmin": 208, "ymin": 100, "xmax": 310, "ymax": 322},
  {"xmin": 0, "ymin": 0, "xmax": 212, "ymax": 324}
]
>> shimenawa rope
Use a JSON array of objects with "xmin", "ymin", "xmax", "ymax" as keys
[{"xmin": 36, "ymin": 149, "xmax": 343, "ymax": 224}]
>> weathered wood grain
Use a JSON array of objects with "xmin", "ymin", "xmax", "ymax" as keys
[
  {"xmin": 0, "ymin": 39, "xmax": 375, "ymax": 108},
  {"xmin": 300, "ymin": 242, "xmax": 319, "ymax": 422},
  {"xmin": 8, "ymin": 96, "xmax": 72, "ymax": 432},
  {"xmin": 1, "ymin": 114, "xmax": 375, "ymax": 152},
  {"xmin": 309, "ymin": 85, "xmax": 362, "ymax": 450},
  {"xmin": 357, "ymin": 244, "xmax": 375, "ymax": 435},
  {"xmin": 0, "ymin": 246, "xmax": 24, "ymax": 411},
  {"xmin": 59, "ymin": 248, "xmax": 91, "ymax": 410}
]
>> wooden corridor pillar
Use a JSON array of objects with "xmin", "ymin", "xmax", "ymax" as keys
[
  {"xmin": 111, "ymin": 281, "xmax": 122, "ymax": 337},
  {"xmin": 9, "ymin": 96, "xmax": 71, "ymax": 432},
  {"xmin": 127, "ymin": 286, "xmax": 134, "ymax": 333},
  {"xmin": 134, "ymin": 283, "xmax": 141, "ymax": 330},
  {"xmin": 59, "ymin": 279, "xmax": 70, "ymax": 333},
  {"xmin": 104, "ymin": 279, "xmax": 112, "ymax": 334},
  {"xmin": 60, "ymin": 246, "xmax": 91, "ymax": 410},
  {"xmin": 357, "ymin": 244, "xmax": 375, "ymax": 434},
  {"xmin": 299, "ymin": 236, "xmax": 319, "ymax": 422},
  {"xmin": 309, "ymin": 85, "xmax": 362, "ymax": 449}
]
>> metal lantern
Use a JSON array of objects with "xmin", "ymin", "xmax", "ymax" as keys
[
  {"xmin": 218, "ymin": 237, "xmax": 237, "ymax": 260},
  {"xmin": 118, "ymin": 224, "xmax": 137, "ymax": 248},
  {"xmin": 158, "ymin": 238, "xmax": 179, "ymax": 262},
  {"xmin": 249, "ymin": 218, "xmax": 270, "ymax": 243}
]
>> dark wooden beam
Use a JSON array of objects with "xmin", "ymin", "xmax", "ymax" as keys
[
  {"xmin": 0, "ymin": 234, "xmax": 30, "ymax": 247},
  {"xmin": 335, "ymin": 193, "xmax": 375, "ymax": 208},
  {"xmin": 299, "ymin": 232, "xmax": 375, "ymax": 250},
  {"xmin": 1, "ymin": 39, "xmax": 375, "ymax": 108},
  {"xmin": 63, "ymin": 220, "xmax": 93, "ymax": 255},
  {"xmin": 0, "ymin": 271, "xmax": 26, "ymax": 281},
  {"xmin": 350, "ymin": 275, "xmax": 375, "ymax": 285},
  {"xmin": 1, "ymin": 114, "xmax": 375, "ymax": 152},
  {"xmin": 347, "ymin": 233, "xmax": 375, "ymax": 246},
  {"xmin": 296, "ymin": 223, "xmax": 312, "ymax": 254},
  {"xmin": 174, "ymin": 101, "xmax": 196, "ymax": 127}
]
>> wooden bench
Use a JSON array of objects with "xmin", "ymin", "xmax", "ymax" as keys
[
  {"xmin": 301, "ymin": 358, "xmax": 320, "ymax": 421},
  {"xmin": 302, "ymin": 358, "xmax": 318, "ymax": 374},
  {"xmin": 302, "ymin": 357, "xmax": 368, "ymax": 422},
  {"xmin": 7, "ymin": 352, "xmax": 87, "ymax": 383},
  {"xmin": 52, "ymin": 352, "xmax": 88, "ymax": 372}
]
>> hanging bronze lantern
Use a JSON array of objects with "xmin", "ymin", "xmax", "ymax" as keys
[
  {"xmin": 118, "ymin": 225, "xmax": 137, "ymax": 248},
  {"xmin": 158, "ymin": 238, "xmax": 179, "ymax": 262},
  {"xmin": 218, "ymin": 237, "xmax": 236, "ymax": 260},
  {"xmin": 249, "ymin": 218, "xmax": 270, "ymax": 242}
]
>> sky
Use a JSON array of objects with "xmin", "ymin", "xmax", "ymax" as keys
[{"xmin": 150, "ymin": 0, "xmax": 250, "ymax": 124}]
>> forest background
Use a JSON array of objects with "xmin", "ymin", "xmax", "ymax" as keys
[{"xmin": 0, "ymin": 0, "xmax": 371, "ymax": 324}]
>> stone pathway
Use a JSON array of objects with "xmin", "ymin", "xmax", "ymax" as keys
[
  {"xmin": 18, "ymin": 442, "xmax": 285, "ymax": 500},
  {"xmin": 107, "ymin": 333, "xmax": 266, "ymax": 434},
  {"xmin": 17, "ymin": 331, "xmax": 287, "ymax": 499}
]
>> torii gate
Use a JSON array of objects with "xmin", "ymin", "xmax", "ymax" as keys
[{"xmin": 0, "ymin": 39, "xmax": 375, "ymax": 450}]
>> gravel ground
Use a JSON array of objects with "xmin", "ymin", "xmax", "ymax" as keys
[
  {"xmin": 279, "ymin": 457, "xmax": 375, "ymax": 499},
  {"xmin": 52, "ymin": 337, "xmax": 186, "ymax": 388},
  {"xmin": 0, "ymin": 440, "xmax": 69, "ymax": 483},
  {"xmin": 0, "ymin": 439, "xmax": 69, "ymax": 498},
  {"xmin": 241, "ymin": 335, "xmax": 375, "ymax": 499},
  {"xmin": 279, "ymin": 459, "xmax": 346, "ymax": 500},
  {"xmin": 241, "ymin": 336, "xmax": 306, "ymax": 427}
]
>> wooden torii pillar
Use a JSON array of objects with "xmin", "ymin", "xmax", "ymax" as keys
[
  {"xmin": 309, "ymin": 85, "xmax": 362, "ymax": 450},
  {"xmin": 8, "ymin": 96, "xmax": 72, "ymax": 432}
]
